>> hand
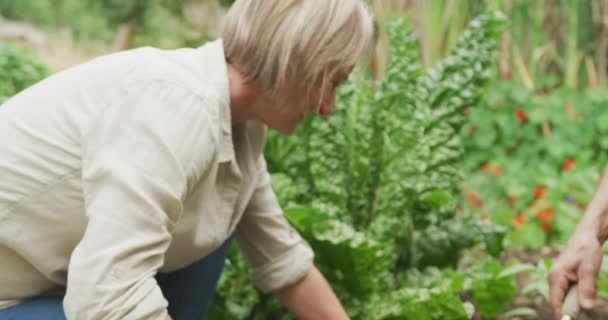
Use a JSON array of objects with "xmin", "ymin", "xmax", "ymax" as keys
[{"xmin": 548, "ymin": 231, "xmax": 603, "ymax": 319}]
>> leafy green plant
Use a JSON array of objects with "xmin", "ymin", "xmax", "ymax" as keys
[
  {"xmin": 211, "ymin": 10, "xmax": 508, "ymax": 320},
  {"xmin": 0, "ymin": 0, "xmax": 211, "ymax": 49},
  {"xmin": 0, "ymin": 0, "xmax": 114, "ymax": 42},
  {"xmin": 0, "ymin": 43, "xmax": 50, "ymax": 104},
  {"xmin": 359, "ymin": 258, "xmax": 531, "ymax": 320},
  {"xmin": 469, "ymin": 260, "xmax": 519, "ymax": 318},
  {"xmin": 460, "ymin": 81, "xmax": 608, "ymax": 249}
]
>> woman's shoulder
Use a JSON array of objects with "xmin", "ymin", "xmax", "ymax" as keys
[{"xmin": 119, "ymin": 43, "xmax": 229, "ymax": 114}]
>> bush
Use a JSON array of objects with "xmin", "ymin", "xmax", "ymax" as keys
[
  {"xmin": 0, "ymin": 43, "xmax": 50, "ymax": 104},
  {"xmin": 461, "ymin": 81, "xmax": 608, "ymax": 249}
]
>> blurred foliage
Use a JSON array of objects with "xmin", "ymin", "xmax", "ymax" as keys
[
  {"xmin": 371, "ymin": 0, "xmax": 608, "ymax": 89},
  {"xmin": 0, "ymin": 43, "xmax": 50, "ymax": 104},
  {"xmin": 2, "ymin": 0, "xmax": 606, "ymax": 88},
  {"xmin": 0, "ymin": 0, "xmax": 113, "ymax": 41},
  {"xmin": 460, "ymin": 80, "xmax": 608, "ymax": 249},
  {"xmin": 0, "ymin": 0, "xmax": 226, "ymax": 49}
]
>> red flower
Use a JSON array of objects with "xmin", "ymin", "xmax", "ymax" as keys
[
  {"xmin": 480, "ymin": 161, "xmax": 489, "ymax": 172},
  {"xmin": 490, "ymin": 165, "xmax": 502, "ymax": 175},
  {"xmin": 509, "ymin": 196, "xmax": 517, "ymax": 206},
  {"xmin": 533, "ymin": 186, "xmax": 545, "ymax": 199},
  {"xmin": 515, "ymin": 109, "xmax": 528, "ymax": 122},
  {"xmin": 576, "ymin": 202, "xmax": 586, "ymax": 211},
  {"xmin": 469, "ymin": 126, "xmax": 478, "ymax": 136},
  {"xmin": 541, "ymin": 222, "xmax": 552, "ymax": 233},
  {"xmin": 369, "ymin": 58, "xmax": 378, "ymax": 73},
  {"xmin": 513, "ymin": 212, "xmax": 526, "ymax": 228},
  {"xmin": 534, "ymin": 205, "xmax": 555, "ymax": 222},
  {"xmin": 562, "ymin": 158, "xmax": 575, "ymax": 171},
  {"xmin": 468, "ymin": 192, "xmax": 483, "ymax": 210},
  {"xmin": 480, "ymin": 214, "xmax": 490, "ymax": 222}
]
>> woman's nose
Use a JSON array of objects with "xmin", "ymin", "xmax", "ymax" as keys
[{"xmin": 318, "ymin": 95, "xmax": 335, "ymax": 117}]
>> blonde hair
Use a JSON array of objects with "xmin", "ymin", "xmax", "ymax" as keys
[{"xmin": 222, "ymin": 0, "xmax": 376, "ymax": 110}]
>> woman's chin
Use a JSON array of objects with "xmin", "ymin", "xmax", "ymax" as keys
[{"xmin": 272, "ymin": 122, "xmax": 298, "ymax": 136}]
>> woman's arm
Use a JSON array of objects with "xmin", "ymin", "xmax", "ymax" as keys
[
  {"xmin": 275, "ymin": 266, "xmax": 349, "ymax": 320},
  {"xmin": 573, "ymin": 166, "xmax": 608, "ymax": 241},
  {"xmin": 548, "ymin": 166, "xmax": 608, "ymax": 319},
  {"xmin": 235, "ymin": 155, "xmax": 348, "ymax": 319}
]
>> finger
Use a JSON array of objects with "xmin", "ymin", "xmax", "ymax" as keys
[
  {"xmin": 548, "ymin": 268, "xmax": 571, "ymax": 319},
  {"xmin": 577, "ymin": 254, "xmax": 601, "ymax": 309}
]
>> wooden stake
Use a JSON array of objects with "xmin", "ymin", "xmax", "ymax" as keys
[
  {"xmin": 586, "ymin": 56, "xmax": 599, "ymax": 87},
  {"xmin": 542, "ymin": 122, "xmax": 552, "ymax": 138},
  {"xmin": 514, "ymin": 49, "xmax": 535, "ymax": 90}
]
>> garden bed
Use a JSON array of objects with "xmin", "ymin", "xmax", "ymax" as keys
[{"xmin": 501, "ymin": 248, "xmax": 608, "ymax": 320}]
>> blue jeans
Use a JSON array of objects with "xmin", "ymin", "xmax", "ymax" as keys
[{"xmin": 0, "ymin": 238, "xmax": 233, "ymax": 320}]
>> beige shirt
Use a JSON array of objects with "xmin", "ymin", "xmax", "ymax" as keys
[{"xmin": 0, "ymin": 39, "xmax": 313, "ymax": 319}]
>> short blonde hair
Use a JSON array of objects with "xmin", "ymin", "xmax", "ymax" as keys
[{"xmin": 222, "ymin": 0, "xmax": 375, "ymax": 110}]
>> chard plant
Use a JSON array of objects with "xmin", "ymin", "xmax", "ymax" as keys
[{"xmin": 271, "ymin": 9, "xmax": 508, "ymax": 272}]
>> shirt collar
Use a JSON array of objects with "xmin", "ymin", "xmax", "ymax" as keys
[{"xmin": 198, "ymin": 39, "xmax": 234, "ymax": 163}]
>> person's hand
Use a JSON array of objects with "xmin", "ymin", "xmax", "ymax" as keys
[{"xmin": 548, "ymin": 231, "xmax": 603, "ymax": 319}]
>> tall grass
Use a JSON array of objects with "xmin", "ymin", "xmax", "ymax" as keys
[{"xmin": 371, "ymin": 0, "xmax": 608, "ymax": 89}]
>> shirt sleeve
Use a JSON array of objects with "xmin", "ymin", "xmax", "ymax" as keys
[
  {"xmin": 64, "ymin": 81, "xmax": 216, "ymax": 319},
  {"xmin": 235, "ymin": 157, "xmax": 314, "ymax": 293}
]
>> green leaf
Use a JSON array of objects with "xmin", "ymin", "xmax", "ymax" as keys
[
  {"xmin": 497, "ymin": 263, "xmax": 537, "ymax": 278},
  {"xmin": 512, "ymin": 222, "xmax": 547, "ymax": 250},
  {"xmin": 471, "ymin": 260, "xmax": 518, "ymax": 318},
  {"xmin": 502, "ymin": 307, "xmax": 538, "ymax": 318},
  {"xmin": 286, "ymin": 207, "xmax": 384, "ymax": 295},
  {"xmin": 419, "ymin": 190, "xmax": 452, "ymax": 209},
  {"xmin": 0, "ymin": 43, "xmax": 49, "ymax": 103}
]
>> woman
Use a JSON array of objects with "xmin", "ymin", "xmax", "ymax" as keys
[
  {"xmin": 549, "ymin": 166, "xmax": 608, "ymax": 319},
  {"xmin": 0, "ymin": 1, "xmax": 375, "ymax": 319}
]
